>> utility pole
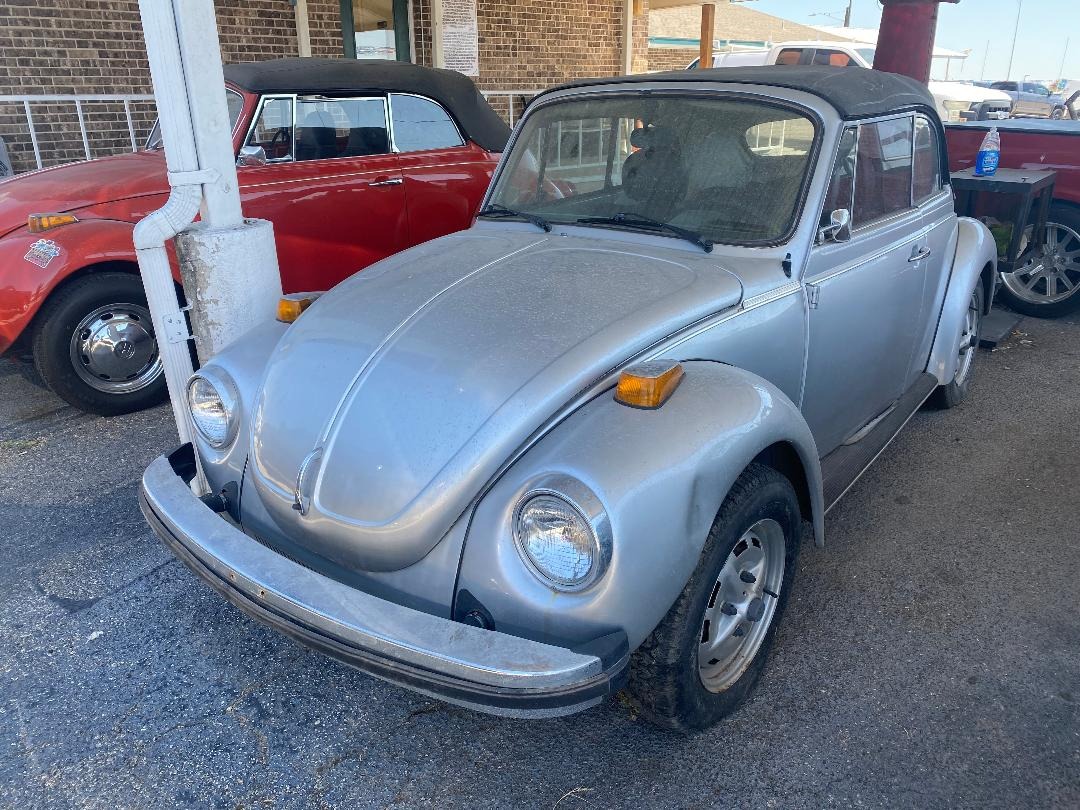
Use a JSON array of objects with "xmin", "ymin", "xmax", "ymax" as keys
[
  {"xmin": 1059, "ymin": 37, "xmax": 1071, "ymax": 81},
  {"xmin": 844, "ymin": 0, "xmax": 853, "ymax": 27},
  {"xmin": 980, "ymin": 39, "xmax": 990, "ymax": 81},
  {"xmin": 1007, "ymin": 0, "xmax": 1024, "ymax": 80}
]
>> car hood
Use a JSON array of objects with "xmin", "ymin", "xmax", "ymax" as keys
[
  {"xmin": 248, "ymin": 227, "xmax": 744, "ymax": 572},
  {"xmin": 0, "ymin": 151, "xmax": 167, "ymax": 237},
  {"xmin": 929, "ymin": 82, "xmax": 1011, "ymax": 104}
]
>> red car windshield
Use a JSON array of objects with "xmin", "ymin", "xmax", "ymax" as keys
[{"xmin": 145, "ymin": 88, "xmax": 245, "ymax": 149}]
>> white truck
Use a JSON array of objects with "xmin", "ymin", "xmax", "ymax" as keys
[{"xmin": 687, "ymin": 41, "xmax": 1013, "ymax": 123}]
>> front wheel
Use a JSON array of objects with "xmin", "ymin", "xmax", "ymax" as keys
[
  {"xmin": 626, "ymin": 464, "xmax": 800, "ymax": 732},
  {"xmin": 930, "ymin": 282, "xmax": 983, "ymax": 409},
  {"xmin": 999, "ymin": 205, "xmax": 1080, "ymax": 318},
  {"xmin": 32, "ymin": 272, "xmax": 167, "ymax": 416}
]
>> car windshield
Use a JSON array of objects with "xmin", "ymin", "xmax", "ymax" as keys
[
  {"xmin": 145, "ymin": 89, "xmax": 245, "ymax": 150},
  {"xmin": 484, "ymin": 93, "xmax": 818, "ymax": 246},
  {"xmin": 856, "ymin": 47, "xmax": 876, "ymax": 64}
]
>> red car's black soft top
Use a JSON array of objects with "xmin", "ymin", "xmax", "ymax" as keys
[{"xmin": 223, "ymin": 58, "xmax": 511, "ymax": 153}]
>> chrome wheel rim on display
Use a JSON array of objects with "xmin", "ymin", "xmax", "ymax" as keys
[
  {"xmin": 1002, "ymin": 223, "xmax": 1080, "ymax": 305},
  {"xmin": 697, "ymin": 518, "xmax": 786, "ymax": 693},
  {"xmin": 68, "ymin": 303, "xmax": 162, "ymax": 394}
]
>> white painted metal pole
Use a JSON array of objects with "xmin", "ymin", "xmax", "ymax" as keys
[
  {"xmin": 135, "ymin": 0, "xmax": 282, "ymax": 493},
  {"xmin": 622, "ymin": 0, "xmax": 634, "ymax": 76},
  {"xmin": 134, "ymin": 0, "xmax": 207, "ymax": 480}
]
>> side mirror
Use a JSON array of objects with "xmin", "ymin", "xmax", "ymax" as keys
[
  {"xmin": 818, "ymin": 208, "xmax": 852, "ymax": 244},
  {"xmin": 236, "ymin": 145, "xmax": 267, "ymax": 167}
]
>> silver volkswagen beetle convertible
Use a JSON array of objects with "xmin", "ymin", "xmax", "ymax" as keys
[{"xmin": 141, "ymin": 66, "xmax": 997, "ymax": 731}]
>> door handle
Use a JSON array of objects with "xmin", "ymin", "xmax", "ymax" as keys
[
  {"xmin": 908, "ymin": 245, "xmax": 932, "ymax": 263},
  {"xmin": 368, "ymin": 177, "xmax": 403, "ymax": 187}
]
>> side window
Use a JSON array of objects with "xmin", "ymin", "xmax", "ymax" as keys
[
  {"xmin": 295, "ymin": 97, "xmax": 389, "ymax": 161},
  {"xmin": 775, "ymin": 49, "xmax": 804, "ymax": 66},
  {"xmin": 813, "ymin": 49, "xmax": 854, "ymax": 67},
  {"xmin": 820, "ymin": 127, "xmax": 858, "ymax": 228},
  {"xmin": 853, "ymin": 116, "xmax": 914, "ymax": 227},
  {"xmin": 913, "ymin": 116, "xmax": 942, "ymax": 204},
  {"xmin": 247, "ymin": 97, "xmax": 294, "ymax": 161},
  {"xmin": 390, "ymin": 94, "xmax": 465, "ymax": 152},
  {"xmin": 225, "ymin": 90, "xmax": 245, "ymax": 132}
]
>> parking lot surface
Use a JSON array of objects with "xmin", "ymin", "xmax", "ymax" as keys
[{"xmin": 1, "ymin": 314, "xmax": 1079, "ymax": 809}]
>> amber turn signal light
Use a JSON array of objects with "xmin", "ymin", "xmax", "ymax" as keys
[
  {"xmin": 614, "ymin": 360, "xmax": 685, "ymax": 409},
  {"xmin": 276, "ymin": 292, "xmax": 323, "ymax": 323},
  {"xmin": 28, "ymin": 213, "xmax": 78, "ymax": 233}
]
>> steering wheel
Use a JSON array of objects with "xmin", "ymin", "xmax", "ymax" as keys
[{"xmin": 268, "ymin": 126, "xmax": 291, "ymax": 157}]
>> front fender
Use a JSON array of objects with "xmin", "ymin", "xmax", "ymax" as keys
[
  {"xmin": 927, "ymin": 216, "xmax": 997, "ymax": 384},
  {"xmin": 456, "ymin": 361, "xmax": 823, "ymax": 652},
  {"xmin": 0, "ymin": 218, "xmax": 139, "ymax": 352},
  {"xmin": 190, "ymin": 318, "xmax": 291, "ymax": 495}
]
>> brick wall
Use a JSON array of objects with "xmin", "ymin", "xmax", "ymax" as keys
[
  {"xmin": 412, "ymin": 0, "xmax": 634, "ymax": 124},
  {"xmin": 646, "ymin": 46, "xmax": 697, "ymax": 73},
  {"xmin": 0, "ymin": 0, "xmax": 343, "ymax": 174}
]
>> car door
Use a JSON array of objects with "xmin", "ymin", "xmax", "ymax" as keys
[
  {"xmin": 236, "ymin": 94, "xmax": 408, "ymax": 293},
  {"xmin": 388, "ymin": 92, "xmax": 496, "ymax": 248},
  {"xmin": 1030, "ymin": 84, "xmax": 1053, "ymax": 117},
  {"xmin": 800, "ymin": 116, "xmax": 928, "ymax": 456},
  {"xmin": 907, "ymin": 114, "xmax": 958, "ymax": 377}
]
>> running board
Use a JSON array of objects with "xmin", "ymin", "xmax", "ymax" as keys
[{"xmin": 821, "ymin": 373, "xmax": 939, "ymax": 511}]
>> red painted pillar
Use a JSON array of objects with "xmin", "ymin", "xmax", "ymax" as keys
[{"xmin": 873, "ymin": 0, "xmax": 960, "ymax": 84}]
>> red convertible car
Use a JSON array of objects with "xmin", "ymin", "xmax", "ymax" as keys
[{"xmin": 0, "ymin": 59, "xmax": 509, "ymax": 414}]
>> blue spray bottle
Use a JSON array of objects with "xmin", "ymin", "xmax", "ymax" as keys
[{"xmin": 974, "ymin": 127, "xmax": 1001, "ymax": 177}]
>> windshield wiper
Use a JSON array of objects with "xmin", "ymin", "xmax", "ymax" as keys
[
  {"xmin": 575, "ymin": 212, "xmax": 713, "ymax": 253},
  {"xmin": 477, "ymin": 203, "xmax": 552, "ymax": 233}
]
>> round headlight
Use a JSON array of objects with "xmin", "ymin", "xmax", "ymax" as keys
[
  {"xmin": 514, "ymin": 485, "xmax": 608, "ymax": 590},
  {"xmin": 187, "ymin": 373, "xmax": 237, "ymax": 448}
]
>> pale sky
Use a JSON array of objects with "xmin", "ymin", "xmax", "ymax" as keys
[{"xmin": 749, "ymin": 0, "xmax": 1078, "ymax": 81}]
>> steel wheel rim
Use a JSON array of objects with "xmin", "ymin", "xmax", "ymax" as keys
[
  {"xmin": 1002, "ymin": 222, "xmax": 1080, "ymax": 305},
  {"xmin": 68, "ymin": 303, "xmax": 162, "ymax": 394},
  {"xmin": 697, "ymin": 518, "xmax": 786, "ymax": 693},
  {"xmin": 954, "ymin": 289, "xmax": 981, "ymax": 386}
]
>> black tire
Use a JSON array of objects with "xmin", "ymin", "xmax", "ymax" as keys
[
  {"xmin": 31, "ymin": 272, "xmax": 167, "ymax": 416},
  {"xmin": 931, "ymin": 282, "xmax": 984, "ymax": 409},
  {"xmin": 999, "ymin": 204, "xmax": 1080, "ymax": 318},
  {"xmin": 1051, "ymin": 106, "xmax": 1065, "ymax": 120},
  {"xmin": 626, "ymin": 463, "xmax": 801, "ymax": 732}
]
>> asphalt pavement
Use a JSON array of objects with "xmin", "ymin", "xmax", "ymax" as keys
[{"xmin": 1, "ymin": 314, "xmax": 1078, "ymax": 809}]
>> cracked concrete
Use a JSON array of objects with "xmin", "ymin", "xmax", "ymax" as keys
[{"xmin": 1, "ymin": 314, "xmax": 1079, "ymax": 808}]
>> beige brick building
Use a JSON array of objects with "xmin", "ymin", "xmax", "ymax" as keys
[{"xmin": 0, "ymin": 0, "xmax": 654, "ymax": 174}]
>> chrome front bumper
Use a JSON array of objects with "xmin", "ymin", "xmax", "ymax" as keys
[{"xmin": 140, "ymin": 448, "xmax": 627, "ymax": 718}]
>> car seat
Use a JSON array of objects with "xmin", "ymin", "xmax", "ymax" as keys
[
  {"xmin": 621, "ymin": 125, "xmax": 689, "ymax": 219},
  {"xmin": 295, "ymin": 110, "xmax": 339, "ymax": 161}
]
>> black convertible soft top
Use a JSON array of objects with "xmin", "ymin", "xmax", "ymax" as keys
[
  {"xmin": 542, "ymin": 66, "xmax": 939, "ymax": 122},
  {"xmin": 223, "ymin": 58, "xmax": 511, "ymax": 152}
]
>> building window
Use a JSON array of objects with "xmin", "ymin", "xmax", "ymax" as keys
[{"xmin": 343, "ymin": 0, "xmax": 411, "ymax": 61}]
